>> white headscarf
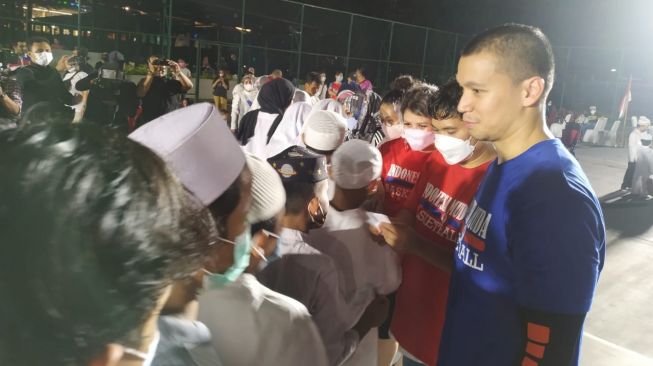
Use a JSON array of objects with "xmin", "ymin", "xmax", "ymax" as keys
[
  {"xmin": 311, "ymin": 99, "xmax": 347, "ymax": 119},
  {"xmin": 265, "ymin": 102, "xmax": 313, "ymax": 158}
]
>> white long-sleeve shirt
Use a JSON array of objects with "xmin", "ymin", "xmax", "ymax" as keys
[
  {"xmin": 230, "ymin": 83, "xmax": 258, "ymax": 130},
  {"xmin": 198, "ymin": 273, "xmax": 328, "ymax": 366},
  {"xmin": 628, "ymin": 129, "xmax": 644, "ymax": 162},
  {"xmin": 632, "ymin": 145, "xmax": 653, "ymax": 196},
  {"xmin": 306, "ymin": 206, "xmax": 402, "ymax": 366},
  {"xmin": 256, "ymin": 228, "xmax": 360, "ymax": 366}
]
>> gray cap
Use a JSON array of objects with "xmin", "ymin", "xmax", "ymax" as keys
[{"xmin": 129, "ymin": 103, "xmax": 246, "ymax": 205}]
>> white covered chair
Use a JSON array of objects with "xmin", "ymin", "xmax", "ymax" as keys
[
  {"xmin": 587, "ymin": 117, "xmax": 608, "ymax": 145},
  {"xmin": 605, "ymin": 120, "xmax": 621, "ymax": 147},
  {"xmin": 550, "ymin": 122, "xmax": 565, "ymax": 138}
]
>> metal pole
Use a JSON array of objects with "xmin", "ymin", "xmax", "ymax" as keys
[
  {"xmin": 166, "ymin": 0, "xmax": 173, "ymax": 59},
  {"xmin": 558, "ymin": 48, "xmax": 572, "ymax": 108},
  {"xmin": 344, "ymin": 13, "xmax": 353, "ymax": 75},
  {"xmin": 238, "ymin": 0, "xmax": 246, "ymax": 78},
  {"xmin": 420, "ymin": 28, "xmax": 428, "ymax": 80},
  {"xmin": 610, "ymin": 49, "xmax": 626, "ymax": 118},
  {"xmin": 296, "ymin": 4, "xmax": 304, "ymax": 82},
  {"xmin": 384, "ymin": 22, "xmax": 394, "ymax": 90},
  {"xmin": 451, "ymin": 34, "xmax": 459, "ymax": 76},
  {"xmin": 217, "ymin": 44, "xmax": 222, "ymax": 71},
  {"xmin": 77, "ymin": 0, "xmax": 82, "ymax": 49},
  {"xmin": 26, "ymin": 0, "xmax": 33, "ymax": 39},
  {"xmin": 195, "ymin": 40, "xmax": 201, "ymax": 101}
]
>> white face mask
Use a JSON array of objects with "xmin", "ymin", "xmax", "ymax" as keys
[
  {"xmin": 244, "ymin": 83, "xmax": 254, "ymax": 92},
  {"xmin": 434, "ymin": 134, "xmax": 476, "ymax": 165},
  {"xmin": 403, "ymin": 128, "xmax": 435, "ymax": 151},
  {"xmin": 335, "ymin": 75, "xmax": 343, "ymax": 83},
  {"xmin": 382, "ymin": 123, "xmax": 403, "ymax": 140},
  {"xmin": 33, "ymin": 51, "xmax": 53, "ymax": 66}
]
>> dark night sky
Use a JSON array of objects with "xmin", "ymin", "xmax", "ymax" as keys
[{"xmin": 300, "ymin": 0, "xmax": 653, "ymax": 49}]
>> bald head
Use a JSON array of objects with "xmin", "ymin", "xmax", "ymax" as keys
[{"xmin": 462, "ymin": 23, "xmax": 555, "ymax": 95}]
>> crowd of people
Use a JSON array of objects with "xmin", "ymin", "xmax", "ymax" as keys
[{"xmin": 1, "ymin": 24, "xmax": 607, "ymax": 366}]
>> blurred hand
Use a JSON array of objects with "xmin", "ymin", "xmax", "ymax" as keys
[
  {"xmin": 370, "ymin": 221, "xmax": 416, "ymax": 254},
  {"xmin": 167, "ymin": 60, "xmax": 181, "ymax": 74},
  {"xmin": 147, "ymin": 59, "xmax": 157, "ymax": 74},
  {"xmin": 56, "ymin": 55, "xmax": 71, "ymax": 72}
]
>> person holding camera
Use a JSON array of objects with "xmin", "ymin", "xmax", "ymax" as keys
[
  {"xmin": 136, "ymin": 55, "xmax": 193, "ymax": 124},
  {"xmin": 211, "ymin": 68, "xmax": 229, "ymax": 111}
]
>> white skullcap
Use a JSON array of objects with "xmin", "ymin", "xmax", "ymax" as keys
[
  {"xmin": 312, "ymin": 99, "xmax": 347, "ymax": 119},
  {"xmin": 331, "ymin": 139, "xmax": 382, "ymax": 189},
  {"xmin": 638, "ymin": 116, "xmax": 651, "ymax": 126},
  {"xmin": 302, "ymin": 110, "xmax": 347, "ymax": 152},
  {"xmin": 129, "ymin": 103, "xmax": 246, "ymax": 205},
  {"xmin": 245, "ymin": 153, "xmax": 286, "ymax": 224}
]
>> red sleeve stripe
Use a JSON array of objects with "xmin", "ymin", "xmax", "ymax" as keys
[
  {"xmin": 521, "ymin": 356, "xmax": 539, "ymax": 366},
  {"xmin": 527, "ymin": 322, "xmax": 551, "ymax": 344},
  {"xmin": 526, "ymin": 341, "xmax": 546, "ymax": 359},
  {"xmin": 462, "ymin": 231, "xmax": 486, "ymax": 251}
]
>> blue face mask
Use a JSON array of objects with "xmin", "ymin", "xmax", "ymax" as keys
[{"xmin": 204, "ymin": 227, "xmax": 252, "ymax": 289}]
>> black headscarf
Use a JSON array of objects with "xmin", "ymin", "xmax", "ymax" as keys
[{"xmin": 236, "ymin": 78, "xmax": 294, "ymax": 145}]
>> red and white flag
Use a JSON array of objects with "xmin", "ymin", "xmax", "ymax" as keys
[{"xmin": 618, "ymin": 77, "xmax": 632, "ymax": 119}]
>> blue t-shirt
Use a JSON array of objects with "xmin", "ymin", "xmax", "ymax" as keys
[{"xmin": 437, "ymin": 139, "xmax": 605, "ymax": 366}]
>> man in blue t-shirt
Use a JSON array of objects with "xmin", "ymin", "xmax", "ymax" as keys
[{"xmin": 437, "ymin": 24, "xmax": 606, "ymax": 366}]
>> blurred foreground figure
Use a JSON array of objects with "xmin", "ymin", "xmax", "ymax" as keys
[{"xmin": 0, "ymin": 121, "xmax": 209, "ymax": 365}]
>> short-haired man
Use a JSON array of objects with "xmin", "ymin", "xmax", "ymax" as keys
[
  {"xmin": 136, "ymin": 55, "xmax": 194, "ymax": 125},
  {"xmin": 437, "ymin": 24, "xmax": 605, "ymax": 366}
]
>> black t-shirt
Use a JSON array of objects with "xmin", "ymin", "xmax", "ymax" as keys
[
  {"xmin": 141, "ymin": 77, "xmax": 182, "ymax": 123},
  {"xmin": 213, "ymin": 78, "xmax": 228, "ymax": 97},
  {"xmin": 15, "ymin": 64, "xmax": 73, "ymax": 113}
]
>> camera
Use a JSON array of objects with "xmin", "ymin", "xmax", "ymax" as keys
[
  {"xmin": 67, "ymin": 55, "xmax": 84, "ymax": 66},
  {"xmin": 151, "ymin": 59, "xmax": 171, "ymax": 66}
]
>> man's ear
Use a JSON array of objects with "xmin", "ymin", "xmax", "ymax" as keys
[
  {"xmin": 521, "ymin": 76, "xmax": 546, "ymax": 108},
  {"xmin": 367, "ymin": 179, "xmax": 380, "ymax": 196},
  {"xmin": 250, "ymin": 230, "xmax": 268, "ymax": 258},
  {"xmin": 307, "ymin": 196, "xmax": 320, "ymax": 215}
]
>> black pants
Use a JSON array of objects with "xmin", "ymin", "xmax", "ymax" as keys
[{"xmin": 622, "ymin": 162, "xmax": 636, "ymax": 189}]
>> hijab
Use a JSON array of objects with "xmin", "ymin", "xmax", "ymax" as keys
[{"xmin": 236, "ymin": 78, "xmax": 295, "ymax": 145}]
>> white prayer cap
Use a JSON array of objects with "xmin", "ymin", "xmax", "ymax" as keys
[
  {"xmin": 331, "ymin": 139, "xmax": 382, "ymax": 189},
  {"xmin": 245, "ymin": 153, "xmax": 286, "ymax": 224},
  {"xmin": 312, "ymin": 99, "xmax": 347, "ymax": 119},
  {"xmin": 128, "ymin": 103, "xmax": 246, "ymax": 206},
  {"xmin": 638, "ymin": 116, "xmax": 651, "ymax": 126},
  {"xmin": 302, "ymin": 110, "xmax": 347, "ymax": 153}
]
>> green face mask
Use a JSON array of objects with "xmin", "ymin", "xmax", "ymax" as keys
[{"xmin": 204, "ymin": 226, "xmax": 252, "ymax": 289}]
